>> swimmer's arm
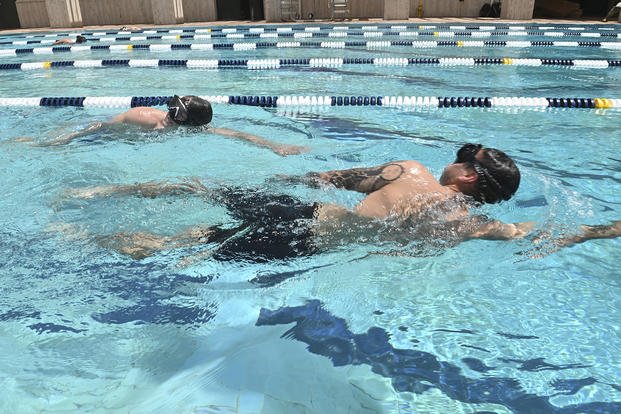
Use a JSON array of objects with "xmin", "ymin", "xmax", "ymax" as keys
[
  {"xmin": 563, "ymin": 221, "xmax": 621, "ymax": 244},
  {"xmin": 537, "ymin": 221, "xmax": 621, "ymax": 251},
  {"xmin": 470, "ymin": 219, "xmax": 621, "ymax": 244},
  {"xmin": 466, "ymin": 220, "xmax": 535, "ymax": 240},
  {"xmin": 301, "ymin": 162, "xmax": 406, "ymax": 194},
  {"xmin": 209, "ymin": 127, "xmax": 308, "ymax": 156}
]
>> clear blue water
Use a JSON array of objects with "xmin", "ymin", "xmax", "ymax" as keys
[{"xmin": 0, "ymin": 23, "xmax": 620, "ymax": 413}]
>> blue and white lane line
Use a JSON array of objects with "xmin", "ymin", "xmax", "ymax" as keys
[
  {"xmin": 1, "ymin": 57, "xmax": 618, "ymax": 71},
  {"xmin": 2, "ymin": 39, "xmax": 621, "ymax": 57},
  {"xmin": 3, "ymin": 30, "xmax": 621, "ymax": 46},
  {"xmin": 0, "ymin": 95, "xmax": 618, "ymax": 109},
  {"xmin": 11, "ymin": 24, "xmax": 621, "ymax": 40}
]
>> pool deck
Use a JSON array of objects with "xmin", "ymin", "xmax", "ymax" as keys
[{"xmin": 0, "ymin": 17, "xmax": 617, "ymax": 35}]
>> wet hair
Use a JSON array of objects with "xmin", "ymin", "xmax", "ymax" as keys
[
  {"xmin": 180, "ymin": 95, "xmax": 213, "ymax": 126},
  {"xmin": 76, "ymin": 35, "xmax": 87, "ymax": 44},
  {"xmin": 455, "ymin": 143, "xmax": 520, "ymax": 204}
]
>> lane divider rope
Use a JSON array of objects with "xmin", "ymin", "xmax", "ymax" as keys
[
  {"xmin": 1, "ymin": 57, "xmax": 619, "ymax": 71},
  {"xmin": 0, "ymin": 95, "xmax": 618, "ymax": 109},
  {"xmin": 3, "ymin": 30, "xmax": 621, "ymax": 45},
  {"xmin": 3, "ymin": 39, "xmax": 620, "ymax": 57},
  {"xmin": 10, "ymin": 24, "xmax": 620, "ymax": 40}
]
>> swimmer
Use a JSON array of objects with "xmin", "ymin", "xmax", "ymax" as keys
[
  {"xmin": 58, "ymin": 143, "xmax": 620, "ymax": 262},
  {"xmin": 53, "ymin": 35, "xmax": 87, "ymax": 45},
  {"xmin": 16, "ymin": 95, "xmax": 306, "ymax": 156}
]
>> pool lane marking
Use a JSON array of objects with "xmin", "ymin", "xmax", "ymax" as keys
[
  {"xmin": 3, "ymin": 29, "xmax": 621, "ymax": 46},
  {"xmin": 0, "ymin": 95, "xmax": 618, "ymax": 109},
  {"xmin": 2, "ymin": 39, "xmax": 621, "ymax": 58},
  {"xmin": 2, "ymin": 57, "xmax": 619, "ymax": 71},
  {"xmin": 8, "ymin": 24, "xmax": 621, "ymax": 41}
]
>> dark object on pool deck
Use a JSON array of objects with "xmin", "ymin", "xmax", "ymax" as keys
[{"xmin": 479, "ymin": 1, "xmax": 501, "ymax": 17}]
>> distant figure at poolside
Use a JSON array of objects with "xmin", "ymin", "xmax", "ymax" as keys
[
  {"xmin": 17, "ymin": 95, "xmax": 306, "ymax": 156},
  {"xmin": 603, "ymin": 1, "xmax": 621, "ymax": 21},
  {"xmin": 58, "ymin": 142, "xmax": 621, "ymax": 261},
  {"xmin": 120, "ymin": 26, "xmax": 142, "ymax": 31},
  {"xmin": 53, "ymin": 35, "xmax": 87, "ymax": 45}
]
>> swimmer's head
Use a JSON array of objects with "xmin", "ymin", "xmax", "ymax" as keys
[
  {"xmin": 167, "ymin": 95, "xmax": 213, "ymax": 126},
  {"xmin": 76, "ymin": 35, "xmax": 87, "ymax": 44},
  {"xmin": 451, "ymin": 143, "xmax": 521, "ymax": 204}
]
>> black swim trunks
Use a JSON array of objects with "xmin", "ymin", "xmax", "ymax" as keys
[{"xmin": 206, "ymin": 188, "xmax": 319, "ymax": 263}]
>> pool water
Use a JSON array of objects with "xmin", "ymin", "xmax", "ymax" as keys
[{"xmin": 0, "ymin": 23, "xmax": 620, "ymax": 413}]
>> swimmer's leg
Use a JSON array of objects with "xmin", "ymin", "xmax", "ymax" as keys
[
  {"xmin": 14, "ymin": 122, "xmax": 106, "ymax": 147},
  {"xmin": 96, "ymin": 224, "xmax": 243, "ymax": 260},
  {"xmin": 64, "ymin": 178, "xmax": 209, "ymax": 199}
]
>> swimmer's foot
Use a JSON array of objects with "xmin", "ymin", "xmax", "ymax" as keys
[
  {"xmin": 13, "ymin": 136, "xmax": 35, "ymax": 143},
  {"xmin": 272, "ymin": 144, "xmax": 310, "ymax": 156},
  {"xmin": 63, "ymin": 178, "xmax": 210, "ymax": 200},
  {"xmin": 63, "ymin": 185, "xmax": 118, "ymax": 199},
  {"xmin": 45, "ymin": 222, "xmax": 90, "ymax": 241},
  {"xmin": 177, "ymin": 249, "xmax": 214, "ymax": 268},
  {"xmin": 96, "ymin": 232, "xmax": 170, "ymax": 260}
]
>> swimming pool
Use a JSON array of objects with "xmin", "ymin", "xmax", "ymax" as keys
[{"xmin": 0, "ymin": 22, "xmax": 619, "ymax": 413}]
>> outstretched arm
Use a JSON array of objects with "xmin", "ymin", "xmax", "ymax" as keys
[
  {"xmin": 468, "ymin": 218, "xmax": 621, "ymax": 256},
  {"xmin": 209, "ymin": 127, "xmax": 308, "ymax": 156},
  {"xmin": 276, "ymin": 162, "xmax": 407, "ymax": 194},
  {"xmin": 64, "ymin": 178, "xmax": 209, "ymax": 200},
  {"xmin": 549, "ymin": 221, "xmax": 621, "ymax": 248}
]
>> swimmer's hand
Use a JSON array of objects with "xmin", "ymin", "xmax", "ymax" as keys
[{"xmin": 511, "ymin": 221, "xmax": 535, "ymax": 238}]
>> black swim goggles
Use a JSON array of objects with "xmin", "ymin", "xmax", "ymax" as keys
[
  {"xmin": 455, "ymin": 143, "xmax": 510, "ymax": 202},
  {"xmin": 167, "ymin": 95, "xmax": 189, "ymax": 124}
]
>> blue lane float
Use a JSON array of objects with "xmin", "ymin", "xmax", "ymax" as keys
[{"xmin": 0, "ymin": 95, "xmax": 618, "ymax": 109}]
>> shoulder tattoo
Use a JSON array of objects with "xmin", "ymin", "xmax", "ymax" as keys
[{"xmin": 323, "ymin": 163, "xmax": 405, "ymax": 193}]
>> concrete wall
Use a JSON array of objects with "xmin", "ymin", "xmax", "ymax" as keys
[
  {"xmin": 264, "ymin": 0, "xmax": 281, "ymax": 22},
  {"xmin": 15, "ymin": 0, "xmax": 537, "ymax": 28},
  {"xmin": 183, "ymin": 0, "xmax": 217, "ymax": 22},
  {"xmin": 502, "ymin": 0, "xmax": 535, "ymax": 19},
  {"xmin": 80, "ymin": 0, "xmax": 153, "ymax": 25},
  {"xmin": 410, "ymin": 0, "xmax": 491, "ymax": 18},
  {"xmin": 385, "ymin": 0, "xmax": 410, "ymax": 20},
  {"xmin": 15, "ymin": 0, "xmax": 49, "ymax": 28},
  {"xmin": 300, "ymin": 0, "xmax": 383, "ymax": 20},
  {"xmin": 46, "ymin": 0, "xmax": 82, "ymax": 27},
  {"xmin": 271, "ymin": 0, "xmax": 514, "ymax": 21},
  {"xmin": 151, "ymin": 0, "xmax": 184, "ymax": 24}
]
